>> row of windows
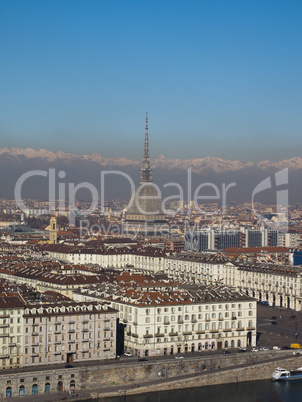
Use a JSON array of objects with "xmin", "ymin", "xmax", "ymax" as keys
[
  {"xmin": 143, "ymin": 320, "xmax": 253, "ymax": 334},
  {"xmin": 143, "ymin": 311, "xmax": 253, "ymax": 323},
  {"xmin": 117, "ymin": 302, "xmax": 254, "ymax": 316},
  {"xmin": 25, "ymin": 322, "xmax": 114, "ymax": 333},
  {"xmin": 24, "ymin": 340, "xmax": 114, "ymax": 354},
  {"xmin": 0, "ymin": 317, "xmax": 21, "ymax": 324},
  {"xmin": 25, "ymin": 314, "xmax": 114, "ymax": 324},
  {"xmin": 25, "ymin": 330, "xmax": 114, "ymax": 343}
]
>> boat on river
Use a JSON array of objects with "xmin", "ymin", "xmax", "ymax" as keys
[{"xmin": 272, "ymin": 367, "xmax": 302, "ymax": 381}]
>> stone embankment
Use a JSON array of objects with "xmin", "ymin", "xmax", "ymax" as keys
[
  {"xmin": 3, "ymin": 351, "xmax": 301, "ymax": 401},
  {"xmin": 89, "ymin": 352, "xmax": 302, "ymax": 400}
]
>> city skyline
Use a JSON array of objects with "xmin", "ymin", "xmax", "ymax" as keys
[{"xmin": 1, "ymin": 1, "xmax": 302, "ymax": 163}]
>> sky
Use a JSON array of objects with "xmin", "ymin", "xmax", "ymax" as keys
[{"xmin": 0, "ymin": 0, "xmax": 302, "ymax": 163}]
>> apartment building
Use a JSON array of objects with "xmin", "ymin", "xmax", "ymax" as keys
[
  {"xmin": 23, "ymin": 301, "xmax": 117, "ymax": 367},
  {"xmin": 73, "ymin": 273, "xmax": 257, "ymax": 356},
  {"xmin": 0, "ymin": 295, "xmax": 25, "ymax": 370}
]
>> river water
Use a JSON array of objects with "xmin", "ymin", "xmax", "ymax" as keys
[{"xmin": 96, "ymin": 380, "xmax": 302, "ymax": 402}]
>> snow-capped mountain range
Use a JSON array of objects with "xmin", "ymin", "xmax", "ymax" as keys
[
  {"xmin": 1, "ymin": 147, "xmax": 302, "ymax": 174},
  {"xmin": 1, "ymin": 147, "xmax": 301, "ymax": 202}
]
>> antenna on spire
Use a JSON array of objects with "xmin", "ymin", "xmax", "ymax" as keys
[
  {"xmin": 144, "ymin": 112, "xmax": 149, "ymax": 158},
  {"xmin": 140, "ymin": 112, "xmax": 152, "ymax": 183}
]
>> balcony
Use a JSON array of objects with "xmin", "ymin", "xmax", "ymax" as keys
[
  {"xmin": 231, "ymin": 317, "xmax": 237, "ymax": 320},
  {"xmin": 82, "ymin": 329, "xmax": 89, "ymax": 332},
  {"xmin": 132, "ymin": 333, "xmax": 138, "ymax": 338},
  {"xmin": 0, "ymin": 314, "xmax": 10, "ymax": 319},
  {"xmin": 177, "ymin": 320, "xmax": 184, "ymax": 324},
  {"xmin": 183, "ymin": 331, "xmax": 192, "ymax": 336},
  {"xmin": 69, "ymin": 321, "xmax": 75, "ymax": 324},
  {"xmin": 143, "ymin": 334, "xmax": 153, "ymax": 338},
  {"xmin": 169, "ymin": 332, "xmax": 178, "ymax": 336},
  {"xmin": 246, "ymin": 327, "xmax": 255, "ymax": 331},
  {"xmin": 32, "ymin": 333, "xmax": 38, "ymax": 336},
  {"xmin": 0, "ymin": 333, "xmax": 9, "ymax": 337},
  {"xmin": 191, "ymin": 319, "xmax": 197, "ymax": 323},
  {"xmin": 218, "ymin": 318, "xmax": 224, "ymax": 321},
  {"xmin": 196, "ymin": 330, "xmax": 205, "ymax": 334},
  {"xmin": 82, "ymin": 320, "xmax": 89, "ymax": 324},
  {"xmin": 210, "ymin": 330, "xmax": 218, "ymax": 333},
  {"xmin": 54, "ymin": 331, "xmax": 61, "ymax": 334},
  {"xmin": 32, "ymin": 323, "xmax": 39, "ymax": 327},
  {"xmin": 0, "ymin": 324, "xmax": 9, "ymax": 328},
  {"xmin": 164, "ymin": 321, "xmax": 170, "ymax": 325},
  {"xmin": 68, "ymin": 329, "xmax": 75, "ymax": 333},
  {"xmin": 104, "ymin": 327, "xmax": 110, "ymax": 331},
  {"xmin": 104, "ymin": 319, "xmax": 110, "ymax": 322},
  {"xmin": 223, "ymin": 329, "xmax": 232, "ymax": 332},
  {"xmin": 54, "ymin": 341, "xmax": 61, "ymax": 345},
  {"xmin": 236, "ymin": 328, "xmax": 245, "ymax": 331},
  {"xmin": 126, "ymin": 331, "xmax": 131, "ymax": 336},
  {"xmin": 155, "ymin": 333, "xmax": 164, "ymax": 338},
  {"xmin": 0, "ymin": 355, "xmax": 9, "ymax": 359},
  {"xmin": 8, "ymin": 343, "xmax": 17, "ymax": 347}
]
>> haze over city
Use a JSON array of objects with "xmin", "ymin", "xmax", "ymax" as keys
[{"xmin": 1, "ymin": 0, "xmax": 302, "ymax": 162}]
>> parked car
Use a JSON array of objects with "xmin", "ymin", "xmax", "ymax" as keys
[
  {"xmin": 270, "ymin": 316, "xmax": 277, "ymax": 320},
  {"xmin": 290, "ymin": 315, "xmax": 296, "ymax": 319},
  {"xmin": 271, "ymin": 321, "xmax": 278, "ymax": 325},
  {"xmin": 124, "ymin": 352, "xmax": 132, "ymax": 357},
  {"xmin": 65, "ymin": 364, "xmax": 74, "ymax": 368},
  {"xmin": 222, "ymin": 350, "xmax": 231, "ymax": 354},
  {"xmin": 273, "ymin": 346, "xmax": 281, "ymax": 350},
  {"xmin": 238, "ymin": 348, "xmax": 247, "ymax": 353},
  {"xmin": 251, "ymin": 348, "xmax": 259, "ymax": 352},
  {"xmin": 138, "ymin": 358, "xmax": 148, "ymax": 362},
  {"xmin": 281, "ymin": 346, "xmax": 290, "ymax": 350},
  {"xmin": 175, "ymin": 355, "xmax": 184, "ymax": 359},
  {"xmin": 260, "ymin": 346, "xmax": 269, "ymax": 351}
]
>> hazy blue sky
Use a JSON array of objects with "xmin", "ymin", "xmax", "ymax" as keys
[{"xmin": 1, "ymin": 0, "xmax": 302, "ymax": 162}]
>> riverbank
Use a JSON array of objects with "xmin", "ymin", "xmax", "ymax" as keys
[
  {"xmin": 6, "ymin": 350, "xmax": 301, "ymax": 402},
  {"xmin": 91, "ymin": 353, "xmax": 302, "ymax": 400}
]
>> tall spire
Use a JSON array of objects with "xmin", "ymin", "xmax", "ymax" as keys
[
  {"xmin": 144, "ymin": 112, "xmax": 149, "ymax": 159},
  {"xmin": 140, "ymin": 112, "xmax": 153, "ymax": 183}
]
